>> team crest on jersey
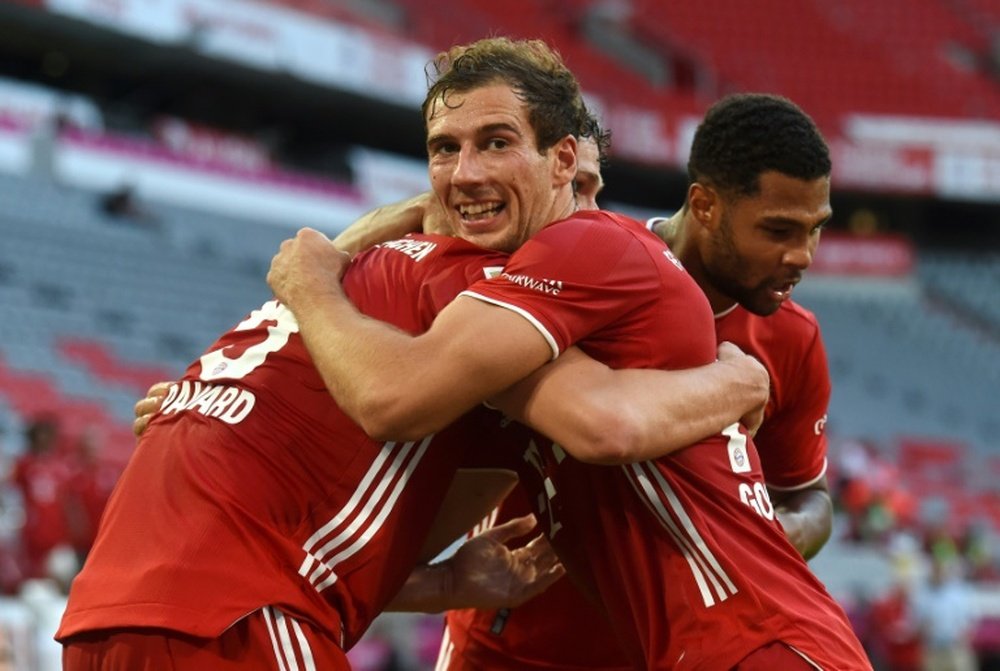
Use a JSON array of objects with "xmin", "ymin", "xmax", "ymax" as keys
[{"xmin": 662, "ymin": 249, "xmax": 685, "ymax": 271}]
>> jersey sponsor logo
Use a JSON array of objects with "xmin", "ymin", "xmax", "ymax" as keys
[
  {"xmin": 813, "ymin": 413, "xmax": 828, "ymax": 436},
  {"xmin": 159, "ymin": 380, "xmax": 256, "ymax": 424},
  {"xmin": 500, "ymin": 272, "xmax": 563, "ymax": 296},
  {"xmin": 379, "ymin": 238, "xmax": 438, "ymax": 262},
  {"xmin": 482, "ymin": 265, "xmax": 504, "ymax": 279}
]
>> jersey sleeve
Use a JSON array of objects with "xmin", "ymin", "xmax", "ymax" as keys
[
  {"xmin": 757, "ymin": 326, "xmax": 831, "ymax": 491},
  {"xmin": 459, "ymin": 216, "xmax": 663, "ymax": 357}
]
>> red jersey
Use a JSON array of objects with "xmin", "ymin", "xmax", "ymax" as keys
[
  {"xmin": 716, "ymin": 302, "xmax": 830, "ymax": 491},
  {"xmin": 441, "ymin": 248, "xmax": 836, "ymax": 671},
  {"xmin": 462, "ymin": 211, "xmax": 870, "ymax": 670},
  {"xmin": 57, "ymin": 234, "xmax": 510, "ymax": 651}
]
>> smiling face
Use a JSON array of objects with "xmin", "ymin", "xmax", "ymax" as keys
[
  {"xmin": 697, "ymin": 171, "xmax": 832, "ymax": 315},
  {"xmin": 425, "ymin": 82, "xmax": 577, "ymax": 252}
]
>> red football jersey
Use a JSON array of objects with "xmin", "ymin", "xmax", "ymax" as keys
[
  {"xmin": 716, "ymin": 302, "xmax": 831, "ymax": 491},
  {"xmin": 441, "ymin": 250, "xmax": 836, "ymax": 671},
  {"xmin": 462, "ymin": 211, "xmax": 870, "ymax": 670},
  {"xmin": 57, "ymin": 234, "xmax": 510, "ymax": 651}
]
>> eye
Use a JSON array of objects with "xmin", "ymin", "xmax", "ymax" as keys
[{"xmin": 486, "ymin": 137, "xmax": 509, "ymax": 150}]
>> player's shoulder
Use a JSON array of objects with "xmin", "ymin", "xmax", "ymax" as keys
[
  {"xmin": 359, "ymin": 233, "xmax": 506, "ymax": 270},
  {"xmin": 773, "ymin": 299, "xmax": 822, "ymax": 335},
  {"xmin": 544, "ymin": 209, "xmax": 652, "ymax": 238}
]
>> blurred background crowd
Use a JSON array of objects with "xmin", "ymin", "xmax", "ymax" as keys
[{"xmin": 0, "ymin": 0, "xmax": 998, "ymax": 669}]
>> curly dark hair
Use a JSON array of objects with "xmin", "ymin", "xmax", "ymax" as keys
[
  {"xmin": 580, "ymin": 113, "xmax": 612, "ymax": 165},
  {"xmin": 422, "ymin": 37, "xmax": 590, "ymax": 154},
  {"xmin": 687, "ymin": 93, "xmax": 831, "ymax": 198}
]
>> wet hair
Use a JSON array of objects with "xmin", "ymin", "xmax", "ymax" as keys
[
  {"xmin": 422, "ymin": 37, "xmax": 590, "ymax": 154},
  {"xmin": 687, "ymin": 93, "xmax": 831, "ymax": 198}
]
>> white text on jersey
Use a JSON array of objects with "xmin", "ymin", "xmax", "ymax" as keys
[
  {"xmin": 379, "ymin": 239, "xmax": 437, "ymax": 262},
  {"xmin": 159, "ymin": 380, "xmax": 256, "ymax": 425},
  {"xmin": 500, "ymin": 273, "xmax": 563, "ymax": 296}
]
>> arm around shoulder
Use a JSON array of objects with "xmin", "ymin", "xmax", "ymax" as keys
[{"xmin": 491, "ymin": 343, "xmax": 770, "ymax": 464}]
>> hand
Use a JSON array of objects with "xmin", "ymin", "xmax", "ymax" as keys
[
  {"xmin": 443, "ymin": 514, "xmax": 565, "ymax": 610},
  {"xmin": 267, "ymin": 228, "xmax": 351, "ymax": 308},
  {"xmin": 422, "ymin": 193, "xmax": 455, "ymax": 236},
  {"xmin": 133, "ymin": 381, "xmax": 174, "ymax": 436},
  {"xmin": 717, "ymin": 341, "xmax": 769, "ymax": 436}
]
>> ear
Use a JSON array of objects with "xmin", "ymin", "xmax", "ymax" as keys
[
  {"xmin": 687, "ymin": 182, "xmax": 720, "ymax": 230},
  {"xmin": 551, "ymin": 134, "xmax": 578, "ymax": 188}
]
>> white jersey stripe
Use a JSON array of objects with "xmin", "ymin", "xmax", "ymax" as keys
[
  {"xmin": 299, "ymin": 441, "xmax": 400, "ymax": 576},
  {"xmin": 459, "ymin": 291, "xmax": 560, "ymax": 359},
  {"xmin": 312, "ymin": 436, "xmax": 434, "ymax": 592},
  {"xmin": 275, "ymin": 609, "xmax": 301, "ymax": 671},
  {"xmin": 290, "ymin": 617, "xmax": 318, "ymax": 671},
  {"xmin": 263, "ymin": 607, "xmax": 290, "ymax": 671},
  {"xmin": 307, "ymin": 440, "xmax": 417, "ymax": 573},
  {"xmin": 642, "ymin": 462, "xmax": 739, "ymax": 597},
  {"xmin": 434, "ymin": 626, "xmax": 454, "ymax": 671},
  {"xmin": 626, "ymin": 463, "xmax": 718, "ymax": 606}
]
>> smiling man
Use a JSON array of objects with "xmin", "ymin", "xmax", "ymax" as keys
[{"xmin": 269, "ymin": 39, "xmax": 871, "ymax": 670}]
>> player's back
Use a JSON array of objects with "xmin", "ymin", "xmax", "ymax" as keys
[{"xmin": 58, "ymin": 234, "xmax": 509, "ymax": 650}]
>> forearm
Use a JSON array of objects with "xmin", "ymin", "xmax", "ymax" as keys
[
  {"xmin": 386, "ymin": 562, "xmax": 454, "ymax": 613},
  {"xmin": 492, "ymin": 349, "xmax": 768, "ymax": 464},
  {"xmin": 773, "ymin": 487, "xmax": 833, "ymax": 559},
  {"xmin": 332, "ymin": 193, "xmax": 430, "ymax": 254},
  {"xmin": 289, "ymin": 284, "xmax": 435, "ymax": 439}
]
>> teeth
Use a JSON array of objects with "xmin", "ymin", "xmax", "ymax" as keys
[{"xmin": 458, "ymin": 202, "xmax": 502, "ymax": 220}]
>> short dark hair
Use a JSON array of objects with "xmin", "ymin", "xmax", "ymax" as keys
[
  {"xmin": 687, "ymin": 93, "xmax": 831, "ymax": 198},
  {"xmin": 422, "ymin": 37, "xmax": 589, "ymax": 154}
]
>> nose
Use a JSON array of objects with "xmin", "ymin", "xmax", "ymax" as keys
[
  {"xmin": 452, "ymin": 145, "xmax": 486, "ymax": 188},
  {"xmin": 783, "ymin": 239, "xmax": 815, "ymax": 270}
]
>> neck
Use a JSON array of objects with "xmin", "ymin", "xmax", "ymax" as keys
[{"xmin": 653, "ymin": 207, "xmax": 736, "ymax": 315}]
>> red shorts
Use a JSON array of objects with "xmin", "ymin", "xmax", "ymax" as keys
[
  {"xmin": 62, "ymin": 606, "xmax": 350, "ymax": 671},
  {"xmin": 732, "ymin": 641, "xmax": 819, "ymax": 670}
]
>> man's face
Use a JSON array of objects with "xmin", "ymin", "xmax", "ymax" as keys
[
  {"xmin": 574, "ymin": 138, "xmax": 604, "ymax": 211},
  {"xmin": 703, "ymin": 171, "xmax": 831, "ymax": 316},
  {"xmin": 426, "ymin": 83, "xmax": 576, "ymax": 252}
]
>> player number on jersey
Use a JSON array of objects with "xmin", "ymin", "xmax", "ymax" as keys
[{"xmin": 199, "ymin": 300, "xmax": 300, "ymax": 380}]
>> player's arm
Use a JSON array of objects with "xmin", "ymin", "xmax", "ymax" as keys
[
  {"xmin": 770, "ymin": 477, "xmax": 832, "ymax": 560},
  {"xmin": 268, "ymin": 228, "xmax": 554, "ymax": 442},
  {"xmin": 490, "ymin": 342, "xmax": 769, "ymax": 465},
  {"xmin": 761, "ymin": 327, "xmax": 834, "ymax": 559},
  {"xmin": 331, "ymin": 193, "xmax": 429, "ymax": 254},
  {"xmin": 332, "ymin": 191, "xmax": 453, "ymax": 254},
  {"xmin": 416, "ymin": 468, "xmax": 518, "ymax": 563},
  {"xmin": 387, "ymin": 513, "xmax": 564, "ymax": 613}
]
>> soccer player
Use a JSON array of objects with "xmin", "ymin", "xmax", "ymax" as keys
[
  {"xmin": 268, "ymin": 40, "xmax": 871, "ymax": 670},
  {"xmin": 436, "ymin": 93, "xmax": 839, "ymax": 670},
  {"xmin": 57, "ymin": 38, "xmax": 767, "ymax": 670}
]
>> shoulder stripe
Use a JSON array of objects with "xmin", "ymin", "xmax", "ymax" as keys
[
  {"xmin": 458, "ymin": 291, "xmax": 560, "ymax": 360},
  {"xmin": 624, "ymin": 462, "xmax": 738, "ymax": 607}
]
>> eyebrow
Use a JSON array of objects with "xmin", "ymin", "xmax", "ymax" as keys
[
  {"xmin": 427, "ymin": 122, "xmax": 524, "ymax": 150},
  {"xmin": 760, "ymin": 214, "xmax": 831, "ymax": 228}
]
